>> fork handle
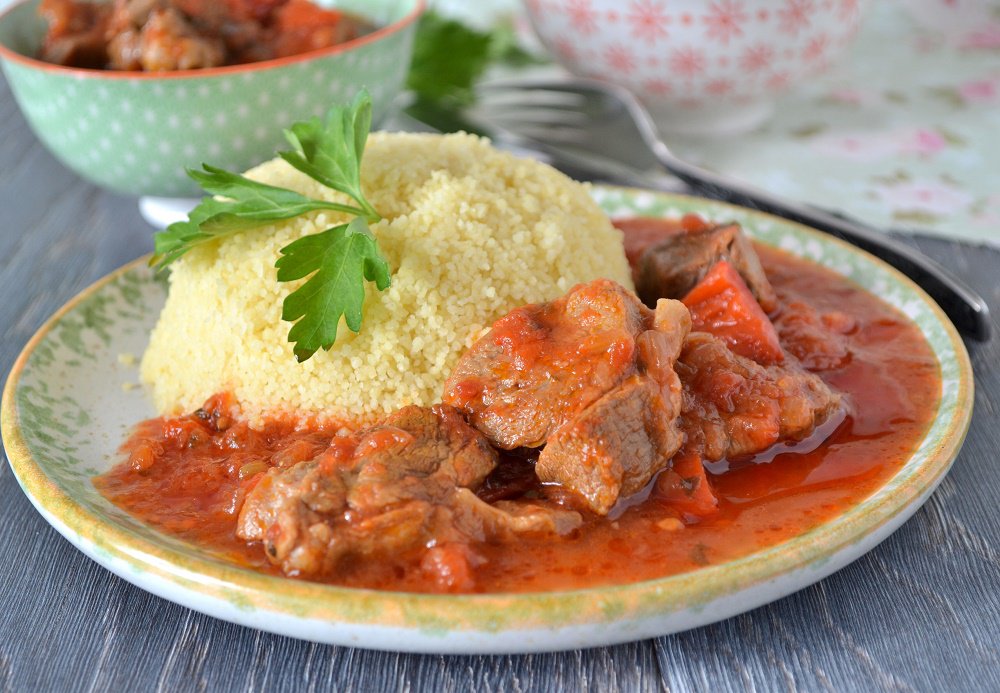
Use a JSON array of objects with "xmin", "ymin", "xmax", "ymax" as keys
[{"xmin": 658, "ymin": 154, "xmax": 991, "ymax": 341}]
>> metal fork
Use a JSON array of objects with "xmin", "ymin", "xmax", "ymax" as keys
[{"xmin": 472, "ymin": 77, "xmax": 991, "ymax": 341}]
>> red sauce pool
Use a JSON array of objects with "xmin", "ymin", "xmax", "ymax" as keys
[{"xmin": 95, "ymin": 218, "xmax": 942, "ymax": 593}]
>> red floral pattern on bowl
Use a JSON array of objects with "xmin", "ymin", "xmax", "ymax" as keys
[{"xmin": 524, "ymin": 0, "xmax": 868, "ymax": 134}]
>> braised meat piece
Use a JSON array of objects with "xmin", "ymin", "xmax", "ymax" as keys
[
  {"xmin": 134, "ymin": 7, "xmax": 226, "ymax": 71},
  {"xmin": 168, "ymin": 0, "xmax": 271, "ymax": 61},
  {"xmin": 635, "ymin": 223, "xmax": 778, "ymax": 312},
  {"xmin": 450, "ymin": 489, "xmax": 583, "ymax": 539},
  {"xmin": 38, "ymin": 0, "xmax": 113, "ymax": 68},
  {"xmin": 444, "ymin": 280, "xmax": 650, "ymax": 449},
  {"xmin": 236, "ymin": 404, "xmax": 581, "ymax": 580},
  {"xmin": 103, "ymin": 0, "xmax": 270, "ymax": 68},
  {"xmin": 538, "ymin": 375, "xmax": 682, "ymax": 514},
  {"xmin": 344, "ymin": 404, "xmax": 495, "ymax": 512},
  {"xmin": 445, "ymin": 280, "xmax": 691, "ymax": 514},
  {"xmin": 677, "ymin": 333, "xmax": 841, "ymax": 461},
  {"xmin": 536, "ymin": 300, "xmax": 690, "ymax": 514}
]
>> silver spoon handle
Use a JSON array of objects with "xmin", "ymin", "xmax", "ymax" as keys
[{"xmin": 656, "ymin": 150, "xmax": 991, "ymax": 341}]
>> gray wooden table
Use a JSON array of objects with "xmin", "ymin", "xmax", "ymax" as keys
[{"xmin": 1, "ymin": 75, "xmax": 998, "ymax": 693}]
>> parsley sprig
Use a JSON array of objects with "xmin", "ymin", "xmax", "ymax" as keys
[
  {"xmin": 404, "ymin": 11, "xmax": 543, "ymax": 133},
  {"xmin": 151, "ymin": 91, "xmax": 390, "ymax": 363}
]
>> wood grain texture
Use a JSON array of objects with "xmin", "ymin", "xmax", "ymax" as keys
[{"xmin": 1, "ymin": 75, "xmax": 998, "ymax": 693}]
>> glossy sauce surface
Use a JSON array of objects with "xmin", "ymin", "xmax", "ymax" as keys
[{"xmin": 96, "ymin": 218, "xmax": 942, "ymax": 592}]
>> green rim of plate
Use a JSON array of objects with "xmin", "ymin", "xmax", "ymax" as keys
[{"xmin": 1, "ymin": 187, "xmax": 974, "ymax": 635}]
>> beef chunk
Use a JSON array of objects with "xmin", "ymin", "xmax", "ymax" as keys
[
  {"xmin": 537, "ymin": 375, "xmax": 684, "ymax": 515},
  {"xmin": 445, "ymin": 280, "xmax": 691, "ymax": 515},
  {"xmin": 236, "ymin": 459, "xmax": 345, "ymax": 574},
  {"xmin": 537, "ymin": 297, "xmax": 689, "ymax": 514},
  {"xmin": 38, "ymin": 0, "xmax": 113, "ymax": 68},
  {"xmin": 169, "ymin": 0, "xmax": 271, "ymax": 60},
  {"xmin": 444, "ymin": 279, "xmax": 650, "ymax": 449},
  {"xmin": 677, "ymin": 333, "xmax": 841, "ymax": 461},
  {"xmin": 131, "ymin": 7, "xmax": 226, "ymax": 71},
  {"xmin": 449, "ymin": 488, "xmax": 583, "ymax": 539},
  {"xmin": 345, "ymin": 404, "xmax": 496, "ymax": 513},
  {"xmin": 635, "ymin": 223, "xmax": 778, "ymax": 312},
  {"xmin": 236, "ymin": 404, "xmax": 580, "ymax": 579}
]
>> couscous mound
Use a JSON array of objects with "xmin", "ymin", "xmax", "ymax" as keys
[{"xmin": 141, "ymin": 132, "xmax": 634, "ymax": 424}]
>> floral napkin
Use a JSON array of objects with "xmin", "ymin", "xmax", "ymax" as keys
[{"xmin": 669, "ymin": 0, "xmax": 1000, "ymax": 246}]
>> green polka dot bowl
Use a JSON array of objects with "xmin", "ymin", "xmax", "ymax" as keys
[{"xmin": 0, "ymin": 0, "xmax": 423, "ymax": 197}]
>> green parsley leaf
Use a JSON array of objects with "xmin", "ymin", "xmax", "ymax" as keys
[
  {"xmin": 279, "ymin": 90, "xmax": 379, "ymax": 221},
  {"xmin": 152, "ymin": 198, "xmax": 231, "ymax": 267},
  {"xmin": 405, "ymin": 11, "xmax": 544, "ymax": 110},
  {"xmin": 406, "ymin": 12, "xmax": 495, "ymax": 107},
  {"xmin": 191, "ymin": 165, "xmax": 367, "ymax": 229},
  {"xmin": 276, "ymin": 216, "xmax": 391, "ymax": 362},
  {"xmin": 151, "ymin": 166, "xmax": 365, "ymax": 266},
  {"xmin": 150, "ymin": 90, "xmax": 391, "ymax": 362}
]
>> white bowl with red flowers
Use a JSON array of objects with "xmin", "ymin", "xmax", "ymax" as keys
[{"xmin": 523, "ymin": 0, "xmax": 869, "ymax": 135}]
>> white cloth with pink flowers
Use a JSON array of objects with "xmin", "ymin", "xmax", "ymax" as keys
[
  {"xmin": 666, "ymin": 0, "xmax": 1000, "ymax": 245},
  {"xmin": 463, "ymin": 0, "xmax": 999, "ymax": 244}
]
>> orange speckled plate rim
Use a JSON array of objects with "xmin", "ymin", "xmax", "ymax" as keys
[{"xmin": 1, "ymin": 189, "xmax": 974, "ymax": 636}]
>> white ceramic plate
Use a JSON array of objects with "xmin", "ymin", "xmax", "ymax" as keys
[{"xmin": 1, "ymin": 188, "xmax": 973, "ymax": 654}]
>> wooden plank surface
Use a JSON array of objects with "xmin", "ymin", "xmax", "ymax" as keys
[{"xmin": 1, "ymin": 75, "xmax": 998, "ymax": 693}]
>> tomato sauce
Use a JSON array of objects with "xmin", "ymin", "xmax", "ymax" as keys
[{"xmin": 96, "ymin": 218, "xmax": 942, "ymax": 593}]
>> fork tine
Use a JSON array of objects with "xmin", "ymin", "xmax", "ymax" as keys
[
  {"xmin": 490, "ymin": 122, "xmax": 591, "ymax": 145},
  {"xmin": 481, "ymin": 77, "xmax": 603, "ymax": 92},
  {"xmin": 481, "ymin": 79, "xmax": 610, "ymax": 100},
  {"xmin": 481, "ymin": 106, "xmax": 591, "ymax": 126},
  {"xmin": 472, "ymin": 76, "xmax": 666, "ymax": 168},
  {"xmin": 478, "ymin": 89, "xmax": 589, "ymax": 110}
]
